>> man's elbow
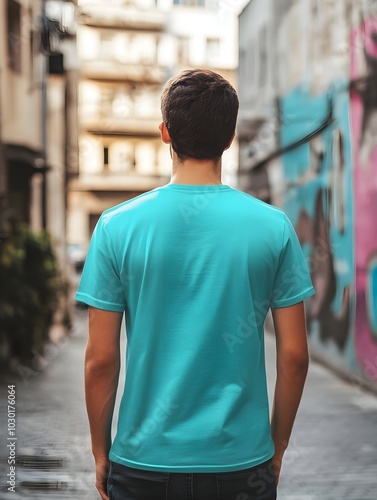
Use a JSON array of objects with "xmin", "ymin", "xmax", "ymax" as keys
[
  {"xmin": 277, "ymin": 348, "xmax": 309, "ymax": 377},
  {"xmin": 85, "ymin": 349, "xmax": 120, "ymax": 377}
]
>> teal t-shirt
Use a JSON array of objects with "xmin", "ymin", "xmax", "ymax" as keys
[{"xmin": 76, "ymin": 183, "xmax": 315, "ymax": 472}]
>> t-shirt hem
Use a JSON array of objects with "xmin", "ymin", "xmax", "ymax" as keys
[
  {"xmin": 75, "ymin": 292, "xmax": 125, "ymax": 313},
  {"xmin": 108, "ymin": 449, "xmax": 275, "ymax": 473},
  {"xmin": 270, "ymin": 286, "xmax": 315, "ymax": 308}
]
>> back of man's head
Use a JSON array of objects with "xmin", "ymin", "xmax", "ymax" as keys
[{"xmin": 161, "ymin": 69, "xmax": 239, "ymax": 162}]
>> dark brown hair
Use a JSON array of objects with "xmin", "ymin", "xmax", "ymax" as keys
[{"xmin": 161, "ymin": 69, "xmax": 239, "ymax": 161}]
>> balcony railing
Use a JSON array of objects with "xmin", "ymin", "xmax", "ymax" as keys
[
  {"xmin": 83, "ymin": 117, "xmax": 161, "ymax": 137},
  {"xmin": 80, "ymin": 107, "xmax": 161, "ymax": 137},
  {"xmin": 79, "ymin": 4, "xmax": 167, "ymax": 31},
  {"xmin": 80, "ymin": 60, "xmax": 169, "ymax": 84},
  {"xmin": 71, "ymin": 171, "xmax": 169, "ymax": 192}
]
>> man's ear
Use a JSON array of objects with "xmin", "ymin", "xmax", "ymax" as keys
[
  {"xmin": 224, "ymin": 132, "xmax": 236, "ymax": 151},
  {"xmin": 159, "ymin": 122, "xmax": 171, "ymax": 144}
]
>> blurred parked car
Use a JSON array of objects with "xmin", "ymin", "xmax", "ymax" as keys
[{"xmin": 67, "ymin": 243, "xmax": 86, "ymax": 272}]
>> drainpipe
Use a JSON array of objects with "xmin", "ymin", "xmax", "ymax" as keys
[
  {"xmin": 41, "ymin": 0, "xmax": 48, "ymax": 230},
  {"xmin": 0, "ymin": 38, "xmax": 7, "ymax": 239}
]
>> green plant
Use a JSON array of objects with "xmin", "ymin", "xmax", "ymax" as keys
[{"xmin": 0, "ymin": 224, "xmax": 63, "ymax": 363}]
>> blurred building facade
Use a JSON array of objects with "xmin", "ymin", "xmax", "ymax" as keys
[
  {"xmin": 238, "ymin": 0, "xmax": 377, "ymax": 389},
  {"xmin": 68, "ymin": 0, "xmax": 239, "ymax": 247},
  {"xmin": 0, "ymin": 0, "xmax": 79, "ymax": 268},
  {"xmin": 0, "ymin": 0, "xmax": 45, "ymax": 233}
]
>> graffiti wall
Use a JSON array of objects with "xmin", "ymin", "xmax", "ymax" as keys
[
  {"xmin": 237, "ymin": 0, "xmax": 377, "ymax": 387},
  {"xmin": 276, "ymin": 16, "xmax": 377, "ymax": 386},
  {"xmin": 350, "ymin": 18, "xmax": 377, "ymax": 382},
  {"xmin": 279, "ymin": 82, "xmax": 357, "ymax": 374}
]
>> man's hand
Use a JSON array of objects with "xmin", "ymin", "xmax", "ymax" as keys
[{"xmin": 95, "ymin": 456, "xmax": 110, "ymax": 500}]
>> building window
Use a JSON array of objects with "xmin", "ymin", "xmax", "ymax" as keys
[
  {"xmin": 206, "ymin": 38, "xmax": 220, "ymax": 62},
  {"xmin": 109, "ymin": 141, "xmax": 135, "ymax": 173},
  {"xmin": 137, "ymin": 0, "xmax": 158, "ymax": 7},
  {"xmin": 100, "ymin": 31, "xmax": 114, "ymax": 59},
  {"xmin": 29, "ymin": 27, "xmax": 34, "ymax": 83},
  {"xmin": 7, "ymin": 0, "xmax": 22, "ymax": 72},
  {"xmin": 112, "ymin": 92, "xmax": 133, "ymax": 118},
  {"xmin": 173, "ymin": 0, "xmax": 205, "ymax": 7},
  {"xmin": 100, "ymin": 88, "xmax": 113, "ymax": 117},
  {"xmin": 103, "ymin": 146, "xmax": 109, "ymax": 169},
  {"xmin": 177, "ymin": 37, "xmax": 190, "ymax": 64}
]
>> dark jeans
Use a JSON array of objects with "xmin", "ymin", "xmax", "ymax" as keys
[{"xmin": 107, "ymin": 458, "xmax": 277, "ymax": 500}]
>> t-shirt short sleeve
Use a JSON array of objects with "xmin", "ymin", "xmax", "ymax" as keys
[
  {"xmin": 75, "ymin": 215, "xmax": 126, "ymax": 312},
  {"xmin": 270, "ymin": 213, "xmax": 315, "ymax": 308}
]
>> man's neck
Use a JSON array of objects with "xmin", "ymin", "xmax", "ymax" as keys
[{"xmin": 169, "ymin": 154, "xmax": 222, "ymax": 185}]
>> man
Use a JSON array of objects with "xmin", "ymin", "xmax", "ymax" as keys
[{"xmin": 76, "ymin": 69, "xmax": 315, "ymax": 500}]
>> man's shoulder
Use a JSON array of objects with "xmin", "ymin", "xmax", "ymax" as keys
[
  {"xmin": 232, "ymin": 188, "xmax": 286, "ymax": 222},
  {"xmin": 100, "ymin": 186, "xmax": 163, "ymax": 226}
]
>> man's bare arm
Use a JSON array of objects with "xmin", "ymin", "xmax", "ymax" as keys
[
  {"xmin": 85, "ymin": 307, "xmax": 123, "ymax": 499},
  {"xmin": 270, "ymin": 301, "xmax": 309, "ymax": 484}
]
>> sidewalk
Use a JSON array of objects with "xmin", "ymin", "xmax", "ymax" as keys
[
  {"xmin": 0, "ymin": 308, "xmax": 97, "ymax": 499},
  {"xmin": 264, "ymin": 332, "xmax": 377, "ymax": 500},
  {"xmin": 1, "ymin": 308, "xmax": 377, "ymax": 499}
]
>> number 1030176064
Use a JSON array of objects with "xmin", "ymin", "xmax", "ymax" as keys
[{"xmin": 7, "ymin": 385, "xmax": 16, "ymax": 437}]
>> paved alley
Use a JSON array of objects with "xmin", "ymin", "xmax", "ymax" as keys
[
  {"xmin": 0, "ymin": 307, "xmax": 97, "ymax": 499},
  {"xmin": 265, "ymin": 330, "xmax": 377, "ymax": 500},
  {"xmin": 0, "ymin": 307, "xmax": 377, "ymax": 499}
]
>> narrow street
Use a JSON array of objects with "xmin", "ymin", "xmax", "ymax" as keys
[
  {"xmin": 0, "ymin": 307, "xmax": 97, "ymax": 499},
  {"xmin": 1, "ymin": 307, "xmax": 377, "ymax": 499}
]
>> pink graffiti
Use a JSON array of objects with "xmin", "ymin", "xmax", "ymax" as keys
[{"xmin": 350, "ymin": 19, "xmax": 377, "ymax": 379}]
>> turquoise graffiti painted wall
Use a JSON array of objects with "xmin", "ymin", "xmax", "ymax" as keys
[
  {"xmin": 277, "ymin": 18, "xmax": 377, "ymax": 386},
  {"xmin": 279, "ymin": 83, "xmax": 357, "ymax": 371}
]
